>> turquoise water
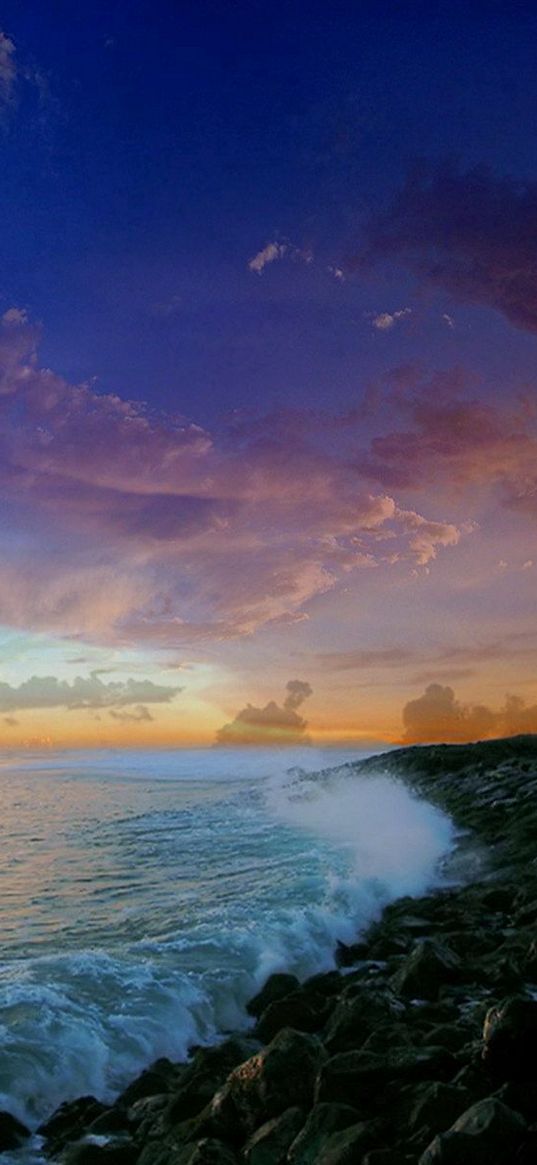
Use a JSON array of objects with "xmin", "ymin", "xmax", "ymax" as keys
[{"xmin": 0, "ymin": 746, "xmax": 454, "ymax": 1131}]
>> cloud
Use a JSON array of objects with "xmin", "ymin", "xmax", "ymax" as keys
[
  {"xmin": 360, "ymin": 162, "xmax": 537, "ymax": 333},
  {"xmin": 3, "ymin": 716, "xmax": 18, "ymax": 727},
  {"xmin": 0, "ymin": 313, "xmax": 471, "ymax": 647},
  {"xmin": 0, "ymin": 673, "xmax": 181, "ymax": 713},
  {"xmin": 370, "ymin": 308, "xmax": 411, "ymax": 331},
  {"xmin": 318, "ymin": 646, "xmax": 416, "ymax": 671},
  {"xmin": 0, "ymin": 30, "xmax": 16, "ymax": 106},
  {"xmin": 109, "ymin": 705, "xmax": 154, "ymax": 723},
  {"xmin": 401, "ymin": 683, "xmax": 537, "ymax": 744},
  {"xmin": 216, "ymin": 680, "xmax": 313, "ymax": 746},
  {"xmin": 248, "ymin": 242, "xmax": 288, "ymax": 274}
]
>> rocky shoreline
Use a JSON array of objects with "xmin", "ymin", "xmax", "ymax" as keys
[{"xmin": 4, "ymin": 733, "xmax": 537, "ymax": 1165}]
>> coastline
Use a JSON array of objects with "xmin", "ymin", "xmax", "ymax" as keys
[{"xmin": 5, "ymin": 733, "xmax": 537, "ymax": 1165}]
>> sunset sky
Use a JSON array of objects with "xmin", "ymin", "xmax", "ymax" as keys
[{"xmin": 1, "ymin": 1, "xmax": 537, "ymax": 748}]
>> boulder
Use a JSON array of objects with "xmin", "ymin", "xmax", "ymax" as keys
[
  {"xmin": 316, "ymin": 1047, "xmax": 455, "ymax": 1109},
  {"xmin": 165, "ymin": 1038, "xmax": 260, "ymax": 1126},
  {"xmin": 482, "ymin": 996, "xmax": 537, "ymax": 1081},
  {"xmin": 0, "ymin": 1110, "xmax": 30, "ymax": 1151},
  {"xmin": 242, "ymin": 1106, "xmax": 304, "ymax": 1165},
  {"xmin": 310, "ymin": 1121, "xmax": 378, "ymax": 1164},
  {"xmin": 407, "ymin": 1083, "xmax": 471, "ymax": 1135},
  {"xmin": 38, "ymin": 1097, "xmax": 108, "ymax": 1153},
  {"xmin": 116, "ymin": 1059, "xmax": 183, "ymax": 1108},
  {"xmin": 418, "ymin": 1096, "xmax": 526, "ymax": 1164},
  {"xmin": 246, "ymin": 975, "xmax": 300, "ymax": 1019},
  {"xmin": 323, "ymin": 988, "xmax": 404, "ymax": 1054},
  {"xmin": 391, "ymin": 940, "xmax": 461, "ymax": 1001},
  {"xmin": 254, "ymin": 992, "xmax": 327, "ymax": 1043},
  {"xmin": 210, "ymin": 1028, "xmax": 325, "ymax": 1136},
  {"xmin": 287, "ymin": 1103, "xmax": 361, "ymax": 1165},
  {"xmin": 60, "ymin": 1141, "xmax": 138, "ymax": 1165}
]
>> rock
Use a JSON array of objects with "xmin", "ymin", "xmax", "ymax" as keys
[
  {"xmin": 246, "ymin": 975, "xmax": 300, "ymax": 1019},
  {"xmin": 335, "ymin": 940, "xmax": 369, "ymax": 967},
  {"xmin": 323, "ymin": 988, "xmax": 404, "ymax": 1054},
  {"xmin": 175, "ymin": 1139, "xmax": 238, "ymax": 1165},
  {"xmin": 287, "ymin": 1103, "xmax": 361, "ymax": 1164},
  {"xmin": 116, "ymin": 1059, "xmax": 183, "ymax": 1108},
  {"xmin": 391, "ymin": 940, "xmax": 461, "ymax": 1001},
  {"xmin": 210, "ymin": 1028, "xmax": 325, "ymax": 1136},
  {"xmin": 300, "ymin": 971, "xmax": 343, "ymax": 998},
  {"xmin": 165, "ymin": 1038, "xmax": 260, "ymax": 1126},
  {"xmin": 316, "ymin": 1047, "xmax": 456, "ymax": 1109},
  {"xmin": 38, "ymin": 1097, "xmax": 108, "ymax": 1153},
  {"xmin": 407, "ymin": 1083, "xmax": 471, "ymax": 1135},
  {"xmin": 254, "ymin": 991, "xmax": 327, "ymax": 1043},
  {"xmin": 418, "ymin": 1096, "xmax": 526, "ymax": 1164},
  {"xmin": 482, "ymin": 996, "xmax": 537, "ymax": 1081},
  {"xmin": 311, "ymin": 1121, "xmax": 378, "ymax": 1165},
  {"xmin": 0, "ymin": 1110, "xmax": 30, "ymax": 1151},
  {"xmin": 86, "ymin": 1108, "xmax": 132, "ymax": 1135},
  {"xmin": 60, "ymin": 1141, "xmax": 138, "ymax": 1165},
  {"xmin": 242, "ymin": 1106, "xmax": 304, "ymax": 1164}
]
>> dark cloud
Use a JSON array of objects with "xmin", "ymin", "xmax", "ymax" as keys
[
  {"xmin": 3, "ymin": 716, "xmax": 18, "ymax": 727},
  {"xmin": 0, "ymin": 672, "xmax": 181, "ymax": 713},
  {"xmin": 401, "ymin": 683, "xmax": 537, "ymax": 744},
  {"xmin": 216, "ymin": 680, "xmax": 313, "ymax": 746},
  {"xmin": 109, "ymin": 705, "xmax": 154, "ymax": 723},
  {"xmin": 359, "ymin": 162, "xmax": 537, "ymax": 333}
]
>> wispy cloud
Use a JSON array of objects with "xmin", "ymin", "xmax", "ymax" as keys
[
  {"xmin": 0, "ymin": 673, "xmax": 181, "ymax": 713},
  {"xmin": 0, "ymin": 30, "xmax": 16, "ymax": 107},
  {"xmin": 370, "ymin": 308, "xmax": 411, "ymax": 331}
]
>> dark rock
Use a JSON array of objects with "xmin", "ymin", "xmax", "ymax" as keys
[
  {"xmin": 165, "ymin": 1037, "xmax": 260, "ymax": 1126},
  {"xmin": 116, "ymin": 1059, "xmax": 183, "ymax": 1108},
  {"xmin": 86, "ymin": 1108, "xmax": 131, "ymax": 1136},
  {"xmin": 316, "ymin": 1046, "xmax": 456, "ymax": 1109},
  {"xmin": 246, "ymin": 975, "xmax": 300, "ymax": 1019},
  {"xmin": 310, "ymin": 1120, "xmax": 378, "ymax": 1164},
  {"xmin": 210, "ymin": 1028, "xmax": 325, "ymax": 1136},
  {"xmin": 391, "ymin": 940, "xmax": 461, "ymax": 1001},
  {"xmin": 0, "ymin": 1110, "xmax": 30, "ymax": 1151},
  {"xmin": 335, "ymin": 940, "xmax": 369, "ymax": 967},
  {"xmin": 323, "ymin": 987, "xmax": 404, "ymax": 1054},
  {"xmin": 300, "ymin": 971, "xmax": 343, "ymax": 998},
  {"xmin": 407, "ymin": 1083, "xmax": 471, "ymax": 1135},
  {"xmin": 38, "ymin": 1097, "xmax": 108, "ymax": 1153},
  {"xmin": 60, "ymin": 1141, "xmax": 138, "ymax": 1165},
  {"xmin": 482, "ymin": 996, "xmax": 537, "ymax": 1082},
  {"xmin": 175, "ymin": 1139, "xmax": 237, "ymax": 1165},
  {"xmin": 287, "ymin": 1103, "xmax": 361, "ymax": 1164},
  {"xmin": 418, "ymin": 1096, "xmax": 526, "ymax": 1164},
  {"xmin": 242, "ymin": 1106, "xmax": 304, "ymax": 1165},
  {"xmin": 254, "ymin": 991, "xmax": 327, "ymax": 1043}
]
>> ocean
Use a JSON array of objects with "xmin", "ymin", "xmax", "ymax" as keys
[{"xmin": 0, "ymin": 746, "xmax": 455, "ymax": 1139}]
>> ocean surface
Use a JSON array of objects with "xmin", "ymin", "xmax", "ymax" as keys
[{"xmin": 0, "ymin": 746, "xmax": 455, "ymax": 1138}]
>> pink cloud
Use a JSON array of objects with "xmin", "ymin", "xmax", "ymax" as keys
[{"xmin": 0, "ymin": 314, "xmax": 473, "ymax": 646}]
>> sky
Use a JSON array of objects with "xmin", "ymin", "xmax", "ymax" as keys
[{"xmin": 1, "ymin": 0, "xmax": 537, "ymax": 748}]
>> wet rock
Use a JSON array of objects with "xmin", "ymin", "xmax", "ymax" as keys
[
  {"xmin": 310, "ymin": 1120, "xmax": 378, "ymax": 1164},
  {"xmin": 482, "ymin": 996, "xmax": 537, "ymax": 1082},
  {"xmin": 246, "ymin": 975, "xmax": 300, "ymax": 1019},
  {"xmin": 210, "ymin": 1028, "xmax": 325, "ymax": 1136},
  {"xmin": 165, "ymin": 1038, "xmax": 260, "ymax": 1126},
  {"xmin": 242, "ymin": 1105, "xmax": 304, "ymax": 1164},
  {"xmin": 300, "ymin": 971, "xmax": 342, "ymax": 998},
  {"xmin": 116, "ymin": 1059, "xmax": 183, "ymax": 1109},
  {"xmin": 407, "ymin": 1083, "xmax": 471, "ymax": 1135},
  {"xmin": 418, "ymin": 1096, "xmax": 526, "ymax": 1164},
  {"xmin": 175, "ymin": 1139, "xmax": 238, "ymax": 1165},
  {"xmin": 316, "ymin": 1046, "xmax": 456, "ymax": 1109},
  {"xmin": 60, "ymin": 1141, "xmax": 138, "ymax": 1165},
  {"xmin": 287, "ymin": 1103, "xmax": 360, "ymax": 1164},
  {"xmin": 323, "ymin": 987, "xmax": 404, "ymax": 1054},
  {"xmin": 335, "ymin": 940, "xmax": 369, "ymax": 967},
  {"xmin": 254, "ymin": 991, "xmax": 328, "ymax": 1043},
  {"xmin": 0, "ymin": 1110, "xmax": 30, "ymax": 1151},
  {"xmin": 38, "ymin": 1097, "xmax": 109, "ymax": 1155},
  {"xmin": 391, "ymin": 940, "xmax": 461, "ymax": 1001}
]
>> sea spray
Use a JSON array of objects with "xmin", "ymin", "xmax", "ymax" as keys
[{"xmin": 0, "ymin": 747, "xmax": 454, "ymax": 1127}]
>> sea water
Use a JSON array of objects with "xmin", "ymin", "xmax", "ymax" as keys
[{"xmin": 0, "ymin": 746, "xmax": 455, "ymax": 1132}]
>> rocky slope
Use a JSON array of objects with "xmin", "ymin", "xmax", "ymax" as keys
[{"xmin": 6, "ymin": 734, "xmax": 537, "ymax": 1165}]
